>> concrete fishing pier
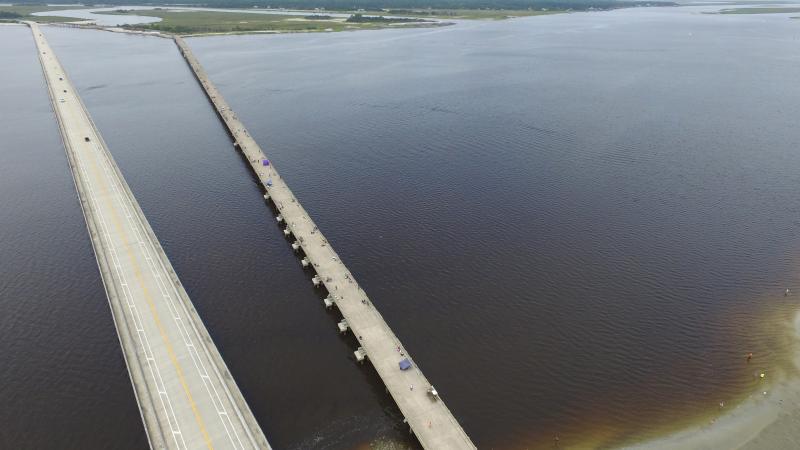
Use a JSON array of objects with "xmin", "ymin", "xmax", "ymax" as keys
[
  {"xmin": 29, "ymin": 22, "xmax": 271, "ymax": 450},
  {"xmin": 174, "ymin": 36, "xmax": 476, "ymax": 450}
]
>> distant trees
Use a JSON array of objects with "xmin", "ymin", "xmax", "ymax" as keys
[
  {"xmin": 0, "ymin": 11, "xmax": 23, "ymax": 18},
  {"xmin": 124, "ymin": 22, "xmax": 194, "ymax": 32},
  {"xmin": 346, "ymin": 13, "xmax": 425, "ymax": 22}
]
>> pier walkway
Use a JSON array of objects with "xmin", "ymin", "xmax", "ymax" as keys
[
  {"xmin": 29, "ymin": 23, "xmax": 271, "ymax": 450},
  {"xmin": 174, "ymin": 37, "xmax": 476, "ymax": 450}
]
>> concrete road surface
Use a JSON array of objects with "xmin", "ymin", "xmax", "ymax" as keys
[{"xmin": 28, "ymin": 22, "xmax": 270, "ymax": 450}]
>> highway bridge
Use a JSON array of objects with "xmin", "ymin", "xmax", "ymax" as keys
[{"xmin": 28, "ymin": 22, "xmax": 271, "ymax": 450}]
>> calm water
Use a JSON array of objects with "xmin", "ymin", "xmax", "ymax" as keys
[{"xmin": 3, "ymin": 5, "xmax": 800, "ymax": 449}]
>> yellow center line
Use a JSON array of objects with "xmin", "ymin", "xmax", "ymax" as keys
[
  {"xmin": 78, "ymin": 120, "xmax": 215, "ymax": 449},
  {"xmin": 31, "ymin": 23, "xmax": 216, "ymax": 449}
]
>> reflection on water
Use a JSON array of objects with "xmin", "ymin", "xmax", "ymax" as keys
[{"xmin": 3, "ymin": 5, "xmax": 800, "ymax": 449}]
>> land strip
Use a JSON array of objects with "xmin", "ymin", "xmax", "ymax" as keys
[
  {"xmin": 109, "ymin": 9, "xmax": 443, "ymax": 34},
  {"xmin": 355, "ymin": 7, "xmax": 563, "ymax": 19},
  {"xmin": 7, "ymin": 4, "xmax": 567, "ymax": 35}
]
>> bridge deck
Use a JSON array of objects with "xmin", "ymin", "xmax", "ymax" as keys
[
  {"xmin": 174, "ymin": 36, "xmax": 475, "ymax": 450},
  {"xmin": 29, "ymin": 23, "xmax": 270, "ymax": 450}
]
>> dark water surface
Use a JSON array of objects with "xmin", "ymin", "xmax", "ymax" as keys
[{"xmin": 3, "ymin": 6, "xmax": 800, "ymax": 449}]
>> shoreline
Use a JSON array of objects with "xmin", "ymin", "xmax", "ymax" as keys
[{"xmin": 627, "ymin": 309, "xmax": 800, "ymax": 449}]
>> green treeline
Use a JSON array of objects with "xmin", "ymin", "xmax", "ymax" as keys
[
  {"xmin": 11, "ymin": 0, "xmax": 677, "ymax": 11},
  {"xmin": 347, "ymin": 13, "xmax": 428, "ymax": 21}
]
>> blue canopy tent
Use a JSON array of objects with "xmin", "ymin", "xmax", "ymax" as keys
[
  {"xmin": 262, "ymin": 159, "xmax": 270, "ymax": 166},
  {"xmin": 399, "ymin": 358, "xmax": 412, "ymax": 371}
]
